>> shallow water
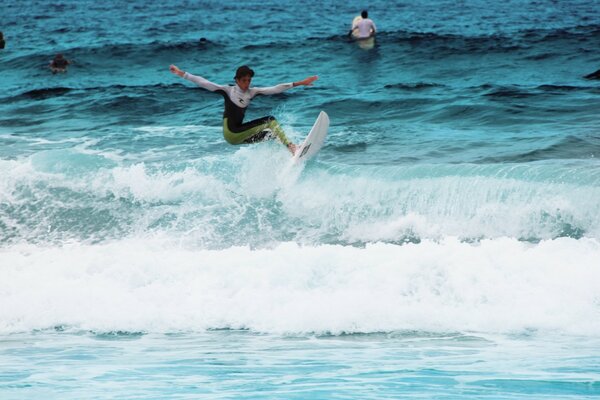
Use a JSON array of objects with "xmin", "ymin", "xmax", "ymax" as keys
[{"xmin": 2, "ymin": 330, "xmax": 600, "ymax": 399}]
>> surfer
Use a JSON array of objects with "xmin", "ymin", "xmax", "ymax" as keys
[
  {"xmin": 349, "ymin": 10, "xmax": 377, "ymax": 39},
  {"xmin": 169, "ymin": 64, "xmax": 318, "ymax": 154}
]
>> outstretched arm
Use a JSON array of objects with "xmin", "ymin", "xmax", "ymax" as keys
[
  {"xmin": 252, "ymin": 75, "xmax": 319, "ymax": 96},
  {"xmin": 169, "ymin": 64, "xmax": 224, "ymax": 92}
]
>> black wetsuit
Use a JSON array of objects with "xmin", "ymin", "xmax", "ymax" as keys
[{"xmin": 183, "ymin": 72, "xmax": 293, "ymax": 145}]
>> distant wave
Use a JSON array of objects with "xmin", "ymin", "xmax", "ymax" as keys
[
  {"xmin": 483, "ymin": 83, "xmax": 600, "ymax": 99},
  {"xmin": 13, "ymin": 82, "xmax": 594, "ymax": 107},
  {"xmin": 374, "ymin": 25, "xmax": 600, "ymax": 57},
  {"xmin": 1, "ymin": 83, "xmax": 191, "ymax": 104},
  {"xmin": 483, "ymin": 86, "xmax": 537, "ymax": 99},
  {"xmin": 254, "ymin": 25, "xmax": 600, "ymax": 54},
  {"xmin": 479, "ymin": 135, "xmax": 600, "ymax": 163},
  {"xmin": 4, "ymin": 24, "xmax": 598, "ymax": 70},
  {"xmin": 384, "ymin": 82, "xmax": 445, "ymax": 90},
  {"xmin": 242, "ymin": 41, "xmax": 301, "ymax": 51},
  {"xmin": 521, "ymin": 24, "xmax": 600, "ymax": 43},
  {"xmin": 0, "ymin": 39, "xmax": 222, "ymax": 68},
  {"xmin": 10, "ymin": 87, "xmax": 73, "ymax": 101},
  {"xmin": 584, "ymin": 69, "xmax": 600, "ymax": 80}
]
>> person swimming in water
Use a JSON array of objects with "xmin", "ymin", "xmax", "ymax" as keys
[
  {"xmin": 49, "ymin": 53, "xmax": 70, "ymax": 74},
  {"xmin": 169, "ymin": 64, "xmax": 317, "ymax": 154}
]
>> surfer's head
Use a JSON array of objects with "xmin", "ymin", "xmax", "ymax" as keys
[
  {"xmin": 361, "ymin": 10, "xmax": 368, "ymax": 18},
  {"xmin": 235, "ymin": 65, "xmax": 254, "ymax": 91},
  {"xmin": 235, "ymin": 65, "xmax": 254, "ymax": 80}
]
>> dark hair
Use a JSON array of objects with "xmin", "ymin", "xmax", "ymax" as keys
[
  {"xmin": 361, "ymin": 10, "xmax": 368, "ymax": 18},
  {"xmin": 235, "ymin": 65, "xmax": 254, "ymax": 80}
]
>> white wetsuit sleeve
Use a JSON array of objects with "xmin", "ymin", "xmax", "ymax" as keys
[
  {"xmin": 250, "ymin": 82, "xmax": 294, "ymax": 96},
  {"xmin": 183, "ymin": 72, "xmax": 226, "ymax": 92}
]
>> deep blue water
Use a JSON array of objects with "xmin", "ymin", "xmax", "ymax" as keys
[{"xmin": 1, "ymin": 0, "xmax": 600, "ymax": 398}]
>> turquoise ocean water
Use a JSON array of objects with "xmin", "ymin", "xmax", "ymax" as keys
[{"xmin": 1, "ymin": 0, "xmax": 600, "ymax": 398}]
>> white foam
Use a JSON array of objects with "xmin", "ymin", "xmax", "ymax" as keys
[
  {"xmin": 280, "ymin": 171, "xmax": 600, "ymax": 240},
  {"xmin": 1, "ymin": 237, "xmax": 599, "ymax": 336},
  {"xmin": 2, "ymin": 153, "xmax": 600, "ymax": 245},
  {"xmin": 233, "ymin": 144, "xmax": 296, "ymax": 197}
]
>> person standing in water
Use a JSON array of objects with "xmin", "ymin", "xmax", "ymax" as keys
[
  {"xmin": 169, "ymin": 64, "xmax": 318, "ymax": 154},
  {"xmin": 350, "ymin": 10, "xmax": 377, "ymax": 39}
]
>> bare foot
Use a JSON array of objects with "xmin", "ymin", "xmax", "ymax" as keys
[{"xmin": 287, "ymin": 143, "xmax": 297, "ymax": 155}]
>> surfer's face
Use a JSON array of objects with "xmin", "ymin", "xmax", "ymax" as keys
[{"xmin": 236, "ymin": 75, "xmax": 252, "ymax": 91}]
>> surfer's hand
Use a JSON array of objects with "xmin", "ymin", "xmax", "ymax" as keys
[
  {"xmin": 170, "ymin": 65, "xmax": 184, "ymax": 77},
  {"xmin": 294, "ymin": 76, "xmax": 318, "ymax": 87}
]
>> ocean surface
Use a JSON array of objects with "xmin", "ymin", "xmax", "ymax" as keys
[{"xmin": 1, "ymin": 0, "xmax": 600, "ymax": 398}]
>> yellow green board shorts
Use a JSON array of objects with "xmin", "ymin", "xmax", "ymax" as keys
[{"xmin": 222, "ymin": 116, "xmax": 291, "ymax": 146}]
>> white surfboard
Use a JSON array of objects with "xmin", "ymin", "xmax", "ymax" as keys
[
  {"xmin": 292, "ymin": 111, "xmax": 329, "ymax": 163},
  {"xmin": 350, "ymin": 15, "xmax": 363, "ymax": 39}
]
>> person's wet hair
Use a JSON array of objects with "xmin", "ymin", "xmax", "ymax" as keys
[{"xmin": 235, "ymin": 65, "xmax": 254, "ymax": 80}]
